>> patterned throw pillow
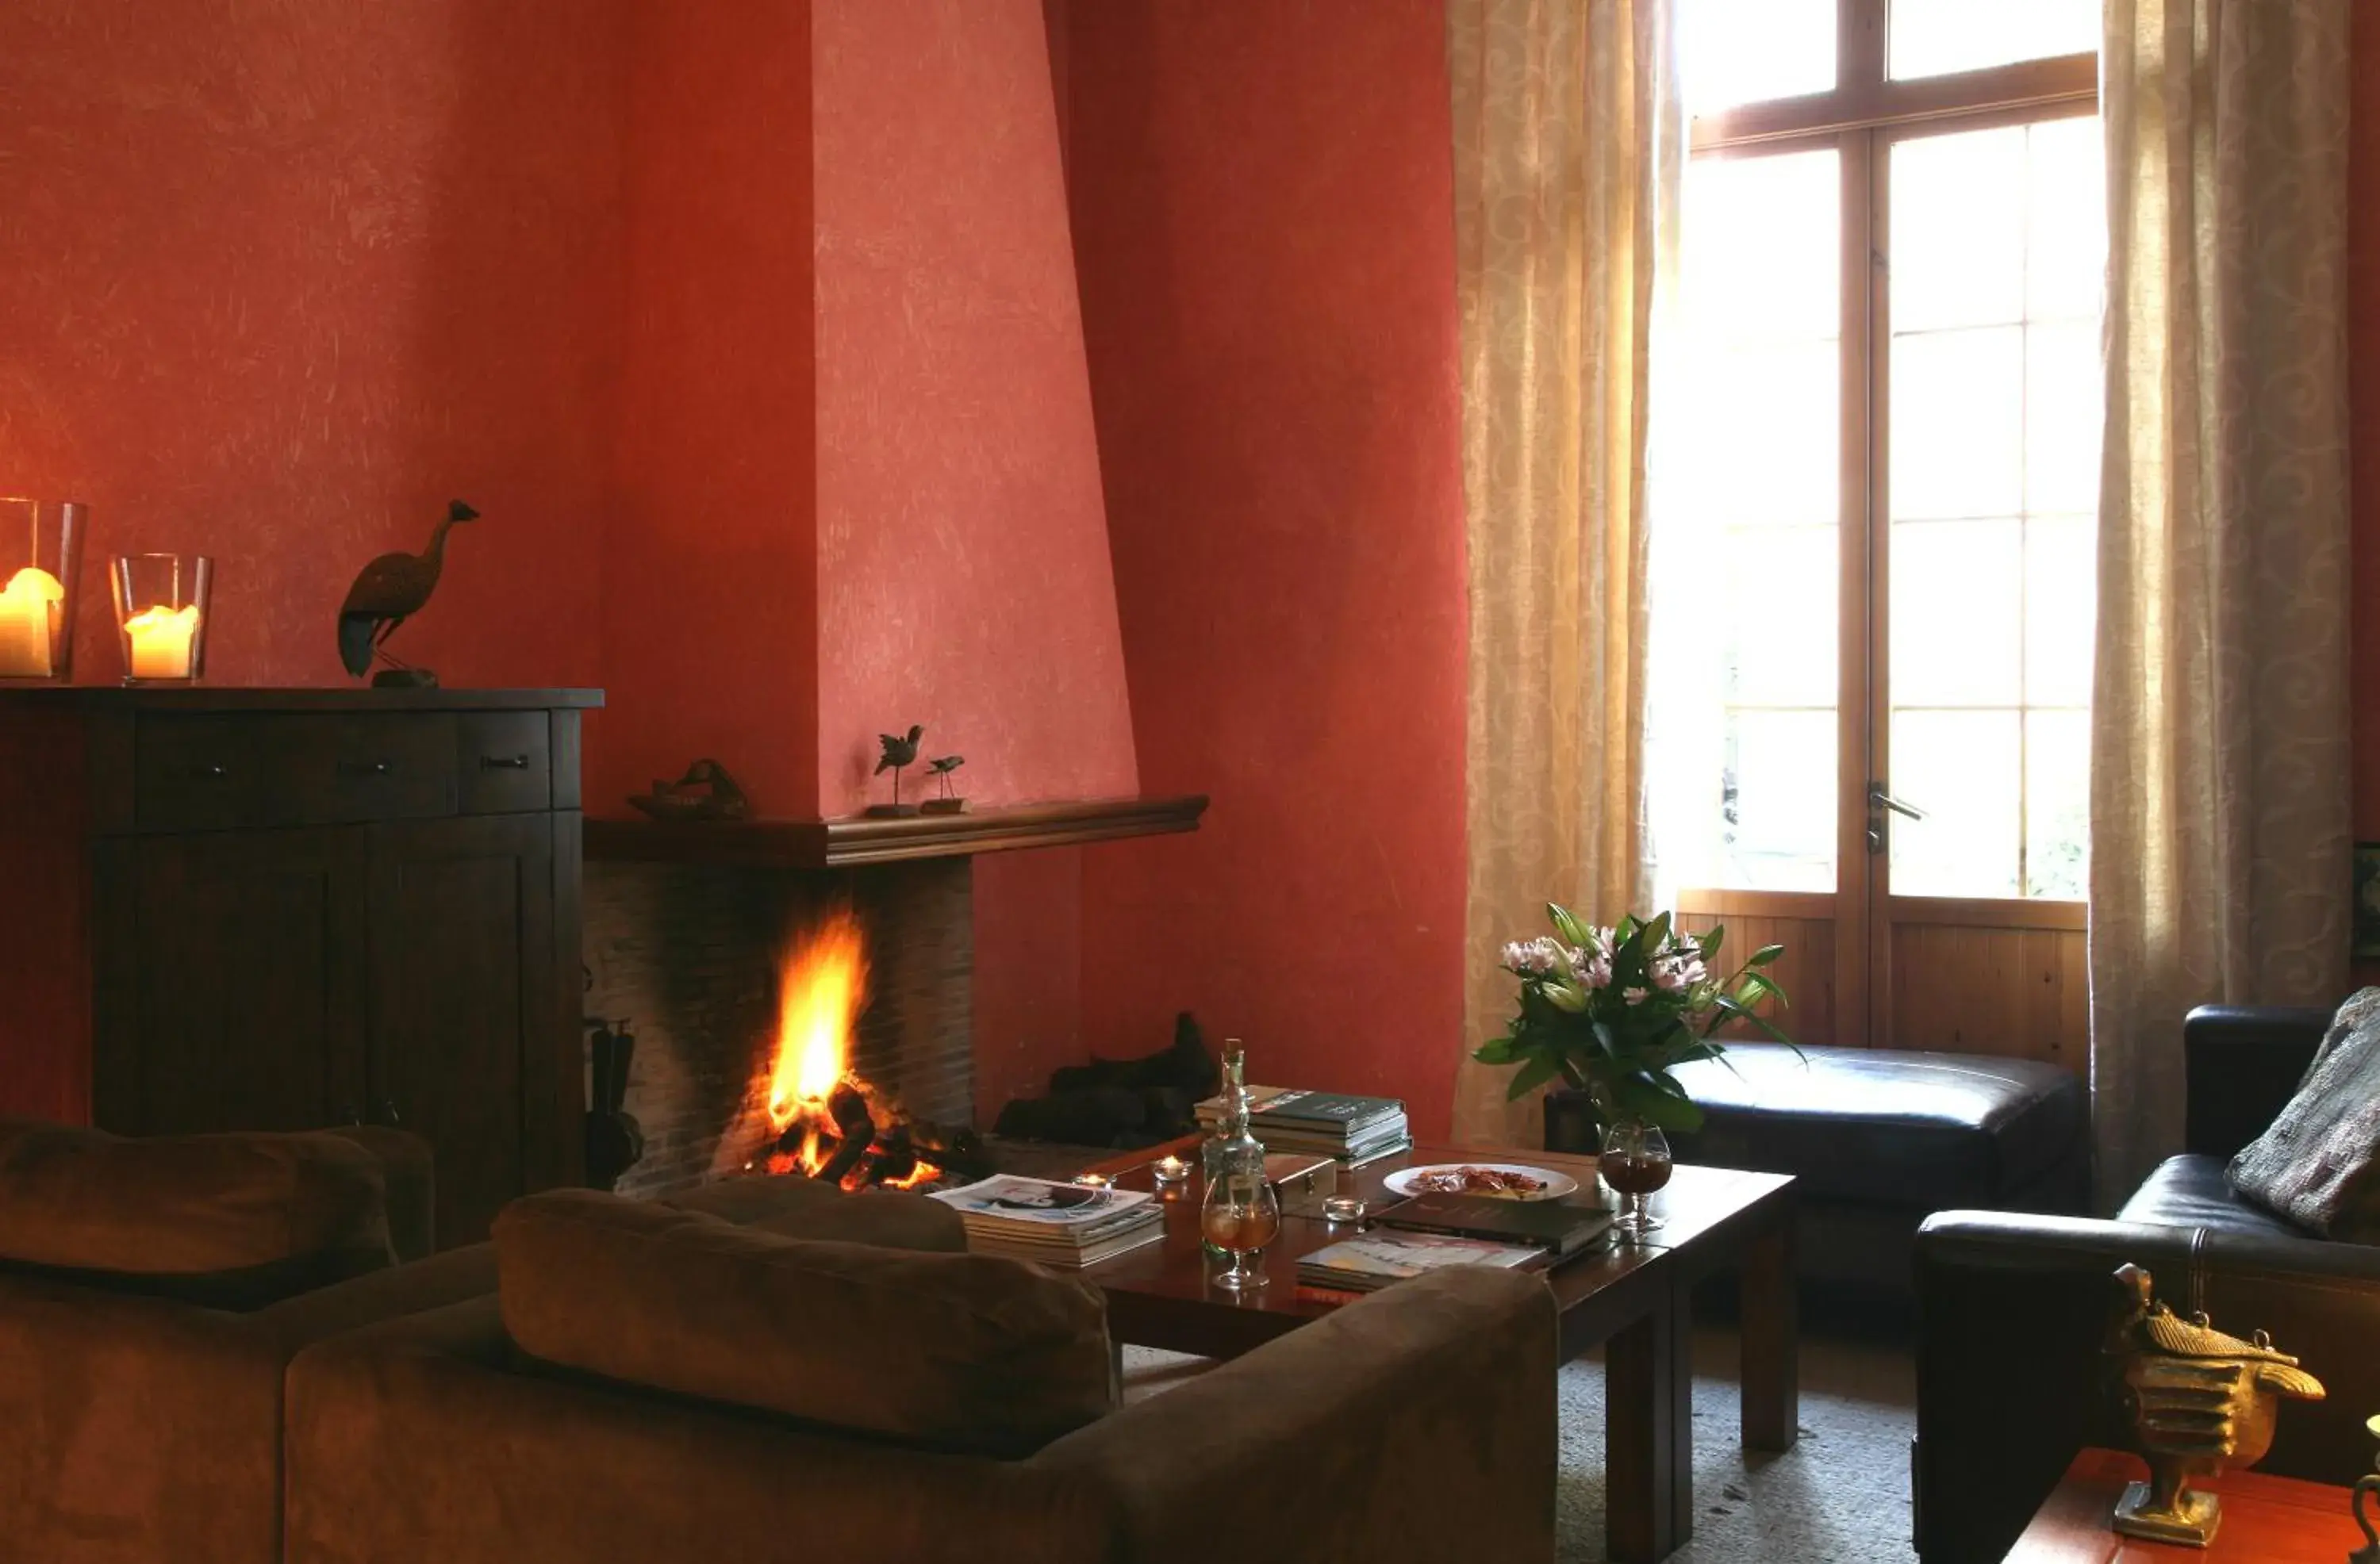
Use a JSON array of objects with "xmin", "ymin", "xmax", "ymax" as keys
[{"xmin": 2228, "ymin": 987, "xmax": 2380, "ymax": 1242}]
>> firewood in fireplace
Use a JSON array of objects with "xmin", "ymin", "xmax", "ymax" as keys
[{"xmin": 812, "ymin": 1083, "xmax": 878, "ymax": 1186}]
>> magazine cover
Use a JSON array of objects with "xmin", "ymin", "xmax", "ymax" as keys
[
  {"xmin": 930, "ymin": 1174, "xmax": 1153, "ymax": 1225},
  {"xmin": 1300, "ymin": 1229, "xmax": 1537, "ymax": 1279}
]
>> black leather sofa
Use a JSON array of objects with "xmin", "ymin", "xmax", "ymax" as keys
[{"xmin": 1913, "ymin": 1005, "xmax": 2380, "ymax": 1564}]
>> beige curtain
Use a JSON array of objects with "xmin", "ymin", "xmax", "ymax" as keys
[
  {"xmin": 2090, "ymin": 0, "xmax": 2352, "ymax": 1204},
  {"xmin": 1446, "ymin": 0, "xmax": 1681, "ymax": 1146}
]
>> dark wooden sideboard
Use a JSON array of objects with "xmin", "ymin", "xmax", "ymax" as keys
[{"xmin": 0, "ymin": 688, "xmax": 601, "ymax": 1246}]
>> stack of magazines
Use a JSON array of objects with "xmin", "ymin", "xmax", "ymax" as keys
[
  {"xmin": 928, "ymin": 1174, "xmax": 1166, "ymax": 1267},
  {"xmin": 1195, "ymin": 1086, "xmax": 1411, "ymax": 1165},
  {"xmin": 1296, "ymin": 1229, "xmax": 1540, "ymax": 1295}
]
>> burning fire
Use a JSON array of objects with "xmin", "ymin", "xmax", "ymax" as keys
[{"xmin": 747, "ymin": 906, "xmax": 939, "ymax": 1190}]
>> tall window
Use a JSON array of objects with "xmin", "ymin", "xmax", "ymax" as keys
[{"xmin": 1664, "ymin": 0, "xmax": 2102, "ymax": 1052}]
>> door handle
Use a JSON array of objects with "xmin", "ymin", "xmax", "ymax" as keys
[
  {"xmin": 1867, "ymin": 783, "xmax": 1926, "ymax": 854},
  {"xmin": 338, "ymin": 758, "xmax": 393, "ymax": 777},
  {"xmin": 1868, "ymin": 785, "xmax": 1926, "ymax": 822},
  {"xmin": 479, "ymin": 753, "xmax": 531, "ymax": 771}
]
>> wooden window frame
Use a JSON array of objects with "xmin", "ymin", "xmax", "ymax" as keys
[{"xmin": 1681, "ymin": 0, "xmax": 2097, "ymax": 1048}]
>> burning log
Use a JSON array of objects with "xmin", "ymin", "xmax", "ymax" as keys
[{"xmin": 812, "ymin": 1081, "xmax": 877, "ymax": 1186}]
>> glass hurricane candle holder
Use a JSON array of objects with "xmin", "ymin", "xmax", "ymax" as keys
[
  {"xmin": 110, "ymin": 554, "xmax": 213, "ymax": 685},
  {"xmin": 0, "ymin": 499, "xmax": 86, "ymax": 684}
]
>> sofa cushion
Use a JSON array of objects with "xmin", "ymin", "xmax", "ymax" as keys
[
  {"xmin": 0, "ymin": 1125, "xmax": 395, "ymax": 1309},
  {"xmin": 2121, "ymin": 1154, "xmax": 2316, "ymax": 1240},
  {"xmin": 495, "ymin": 1190, "xmax": 1113, "ymax": 1456},
  {"xmin": 2228, "ymin": 987, "xmax": 2380, "ymax": 1240},
  {"xmin": 1668, "ymin": 1043, "xmax": 2087, "ymax": 1209}
]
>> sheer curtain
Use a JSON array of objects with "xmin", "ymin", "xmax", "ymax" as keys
[
  {"xmin": 2089, "ymin": 0, "xmax": 2352, "ymax": 1203},
  {"xmin": 1445, "ymin": 0, "xmax": 1683, "ymax": 1145}
]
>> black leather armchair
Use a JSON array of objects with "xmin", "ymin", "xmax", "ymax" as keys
[{"xmin": 1913, "ymin": 1006, "xmax": 2380, "ymax": 1564}]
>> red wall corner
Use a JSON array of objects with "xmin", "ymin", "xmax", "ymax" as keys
[{"xmin": 1063, "ymin": 0, "xmax": 1470, "ymax": 1140}]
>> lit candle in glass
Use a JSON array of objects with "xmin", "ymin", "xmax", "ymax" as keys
[
  {"xmin": 0, "ymin": 568, "xmax": 62, "ymax": 677},
  {"xmin": 1073, "ymin": 1171, "xmax": 1111, "ymax": 1189},
  {"xmin": 110, "ymin": 554, "xmax": 212, "ymax": 686},
  {"xmin": 1151, "ymin": 1154, "xmax": 1189, "ymax": 1186},
  {"xmin": 124, "ymin": 604, "xmax": 199, "ymax": 679},
  {"xmin": 0, "ymin": 499, "xmax": 83, "ymax": 684}
]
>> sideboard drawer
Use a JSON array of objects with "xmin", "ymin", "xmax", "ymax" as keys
[
  {"xmin": 136, "ymin": 716, "xmax": 273, "ymax": 831},
  {"xmin": 457, "ymin": 711, "xmax": 551, "ymax": 814},
  {"xmin": 278, "ymin": 715, "xmax": 459, "ymax": 824}
]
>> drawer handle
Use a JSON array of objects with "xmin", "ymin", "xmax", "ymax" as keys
[
  {"xmin": 339, "ymin": 758, "xmax": 393, "ymax": 778},
  {"xmin": 189, "ymin": 763, "xmax": 228, "ymax": 780},
  {"xmin": 480, "ymin": 753, "xmax": 532, "ymax": 771}
]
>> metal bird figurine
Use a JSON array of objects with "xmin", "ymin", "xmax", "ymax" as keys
[
  {"xmin": 868, "ymin": 726, "xmax": 925, "ymax": 817},
  {"xmin": 923, "ymin": 754, "xmax": 967, "ymax": 815},
  {"xmin": 337, "ymin": 500, "xmax": 478, "ymax": 687}
]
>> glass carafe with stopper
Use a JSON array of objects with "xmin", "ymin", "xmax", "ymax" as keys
[
  {"xmin": 1200, "ymin": 1039, "xmax": 1278, "ymax": 1290},
  {"xmin": 1200, "ymin": 1039, "xmax": 1269, "ymax": 1264}
]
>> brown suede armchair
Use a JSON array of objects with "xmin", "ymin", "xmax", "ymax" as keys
[
  {"xmin": 283, "ymin": 1262, "xmax": 1558, "ymax": 1564},
  {"xmin": 0, "ymin": 1121, "xmax": 491, "ymax": 1564}
]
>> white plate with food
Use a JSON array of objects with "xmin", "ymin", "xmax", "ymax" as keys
[{"xmin": 1384, "ymin": 1162, "xmax": 1580, "ymax": 1202}]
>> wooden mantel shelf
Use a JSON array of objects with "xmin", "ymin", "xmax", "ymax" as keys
[{"xmin": 583, "ymin": 794, "xmax": 1208, "ymax": 869}]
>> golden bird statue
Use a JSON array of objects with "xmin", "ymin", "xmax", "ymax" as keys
[
  {"xmin": 2106, "ymin": 1262, "xmax": 2326, "ymax": 1545},
  {"xmin": 337, "ymin": 500, "xmax": 478, "ymax": 687}
]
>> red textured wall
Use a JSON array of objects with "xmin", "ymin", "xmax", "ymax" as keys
[
  {"xmin": 0, "ymin": 0, "xmax": 624, "ymax": 694},
  {"xmin": 1061, "ymin": 0, "xmax": 1471, "ymax": 1140},
  {"xmin": 811, "ymin": 0, "xmax": 1136, "ymax": 817},
  {"xmin": 596, "ymin": 1, "xmax": 818, "ymax": 820}
]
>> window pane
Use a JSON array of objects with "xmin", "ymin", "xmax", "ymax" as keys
[
  {"xmin": 1891, "ymin": 127, "xmax": 2026, "ymax": 332},
  {"xmin": 1676, "ymin": 146, "xmax": 1841, "ymax": 895},
  {"xmin": 1890, "ymin": 710, "xmax": 2021, "ymax": 898},
  {"xmin": 1725, "ymin": 711, "xmax": 1837, "ymax": 891},
  {"xmin": 2025, "ymin": 517, "xmax": 2094, "ymax": 707},
  {"xmin": 1892, "ymin": 519, "xmax": 2021, "ymax": 707},
  {"xmin": 1683, "ymin": 0, "xmax": 1835, "ymax": 113},
  {"xmin": 1891, "ymin": 326, "xmax": 2024, "ymax": 520},
  {"xmin": 2025, "ymin": 320, "xmax": 2101, "ymax": 515},
  {"xmin": 1889, "ymin": 0, "xmax": 2096, "ymax": 82},
  {"xmin": 1726, "ymin": 526, "xmax": 1836, "ymax": 707},
  {"xmin": 1884, "ymin": 117, "xmax": 2103, "ymax": 902},
  {"xmin": 1688, "ymin": 342, "xmax": 1837, "ymax": 527},
  {"xmin": 1685, "ymin": 151, "xmax": 1840, "ymax": 342},
  {"xmin": 2026, "ymin": 710, "xmax": 2090, "ymax": 899},
  {"xmin": 2027, "ymin": 117, "xmax": 2106, "ymax": 320}
]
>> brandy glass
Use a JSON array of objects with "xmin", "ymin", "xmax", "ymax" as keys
[
  {"xmin": 1200, "ymin": 1161, "xmax": 1280, "ymax": 1293},
  {"xmin": 1600, "ymin": 1117, "xmax": 1673, "ymax": 1243}
]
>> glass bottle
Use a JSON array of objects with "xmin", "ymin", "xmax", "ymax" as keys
[{"xmin": 1201, "ymin": 1038, "xmax": 1265, "ymax": 1255}]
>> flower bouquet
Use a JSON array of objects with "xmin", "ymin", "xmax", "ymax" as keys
[{"xmin": 1472, "ymin": 904, "xmax": 1793, "ymax": 1134}]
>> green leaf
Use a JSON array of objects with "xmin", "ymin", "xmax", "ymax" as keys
[
  {"xmin": 1504, "ymin": 1052, "xmax": 1564, "ymax": 1102},
  {"xmin": 1698, "ymin": 926, "xmax": 1725, "ymax": 961},
  {"xmin": 1472, "ymin": 1035, "xmax": 1519, "ymax": 1066},
  {"xmin": 1749, "ymin": 943, "xmax": 1784, "ymax": 968}
]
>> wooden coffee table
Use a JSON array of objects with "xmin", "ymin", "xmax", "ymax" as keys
[{"xmin": 1081, "ymin": 1140, "xmax": 1798, "ymax": 1564}]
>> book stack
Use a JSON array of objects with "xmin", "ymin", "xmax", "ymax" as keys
[
  {"xmin": 928, "ymin": 1175, "xmax": 1167, "ymax": 1268},
  {"xmin": 1295, "ymin": 1229, "xmax": 1541, "ymax": 1296},
  {"xmin": 1195, "ymin": 1086, "xmax": 1412, "ymax": 1166}
]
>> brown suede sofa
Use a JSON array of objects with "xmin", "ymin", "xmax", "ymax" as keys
[
  {"xmin": 284, "ymin": 1188, "xmax": 1560, "ymax": 1564},
  {"xmin": 0, "ymin": 1117, "xmax": 487, "ymax": 1564}
]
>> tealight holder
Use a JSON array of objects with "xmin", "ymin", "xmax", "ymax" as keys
[
  {"xmin": 0, "ymin": 499, "xmax": 86, "ymax": 684},
  {"xmin": 1150, "ymin": 1155, "xmax": 1190, "ymax": 1189},
  {"xmin": 110, "ymin": 554, "xmax": 213, "ymax": 685},
  {"xmin": 1072, "ymin": 1171, "xmax": 1112, "ymax": 1190}
]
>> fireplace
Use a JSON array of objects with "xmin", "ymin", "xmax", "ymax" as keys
[{"xmin": 584, "ymin": 857, "xmax": 977, "ymax": 1198}]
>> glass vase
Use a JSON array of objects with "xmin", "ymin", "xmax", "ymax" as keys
[
  {"xmin": 110, "ymin": 554, "xmax": 213, "ymax": 685},
  {"xmin": 1599, "ymin": 1116, "xmax": 1673, "ymax": 1244},
  {"xmin": 0, "ymin": 499, "xmax": 86, "ymax": 684}
]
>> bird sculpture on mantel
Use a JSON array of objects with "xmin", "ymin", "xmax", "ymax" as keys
[{"xmin": 337, "ymin": 500, "xmax": 478, "ymax": 688}]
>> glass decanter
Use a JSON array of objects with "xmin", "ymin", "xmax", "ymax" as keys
[
  {"xmin": 1200, "ymin": 1136, "xmax": 1280, "ymax": 1293},
  {"xmin": 1201, "ymin": 1038, "xmax": 1265, "ymax": 1255}
]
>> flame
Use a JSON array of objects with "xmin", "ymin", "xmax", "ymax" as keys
[
  {"xmin": 737, "ymin": 906, "xmax": 940, "ymax": 1190},
  {"xmin": 766, "ymin": 907, "xmax": 868, "ymax": 1136}
]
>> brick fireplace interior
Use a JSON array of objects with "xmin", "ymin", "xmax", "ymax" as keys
[{"xmin": 585, "ymin": 857, "xmax": 975, "ymax": 1199}]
